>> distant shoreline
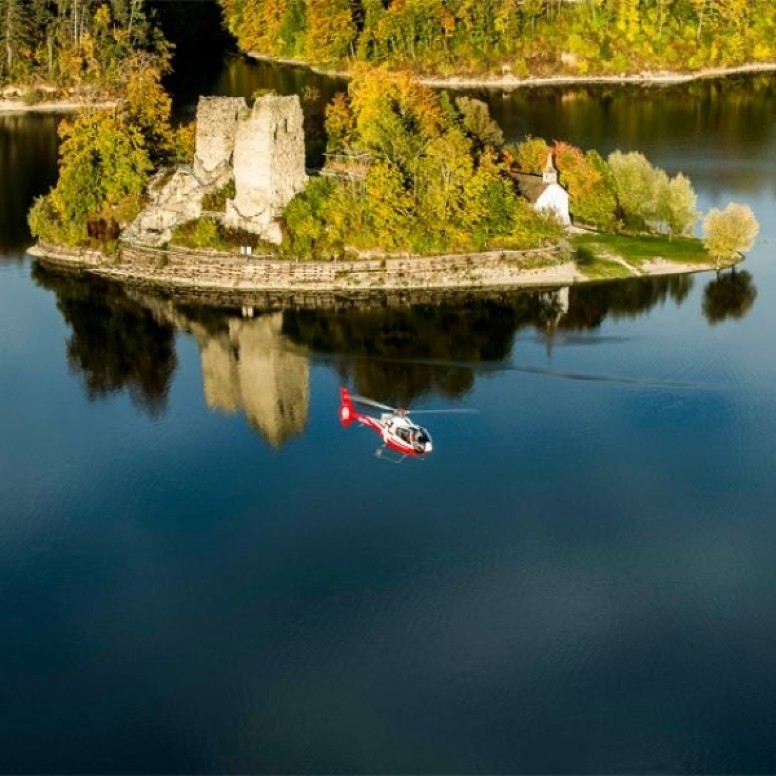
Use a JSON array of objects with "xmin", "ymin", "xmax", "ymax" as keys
[
  {"xmin": 0, "ymin": 98, "xmax": 118, "ymax": 115},
  {"xmin": 246, "ymin": 52, "xmax": 776, "ymax": 90},
  {"xmin": 4, "ymin": 59, "xmax": 774, "ymax": 116}
]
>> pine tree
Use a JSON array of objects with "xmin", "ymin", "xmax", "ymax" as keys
[{"xmin": 0, "ymin": 0, "xmax": 31, "ymax": 77}]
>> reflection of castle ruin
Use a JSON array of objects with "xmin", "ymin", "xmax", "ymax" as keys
[
  {"xmin": 133, "ymin": 294, "xmax": 309, "ymax": 447},
  {"xmin": 198, "ymin": 313, "xmax": 309, "ymax": 447}
]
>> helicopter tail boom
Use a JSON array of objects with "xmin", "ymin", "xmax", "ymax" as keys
[{"xmin": 339, "ymin": 386, "xmax": 357, "ymax": 427}]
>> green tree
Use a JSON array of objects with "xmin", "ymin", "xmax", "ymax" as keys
[
  {"xmin": 554, "ymin": 142, "xmax": 617, "ymax": 229},
  {"xmin": 608, "ymin": 150, "xmax": 665, "ymax": 232},
  {"xmin": 0, "ymin": 0, "xmax": 31, "ymax": 76},
  {"xmin": 36, "ymin": 106, "xmax": 151, "ymax": 242},
  {"xmin": 663, "ymin": 172, "xmax": 699, "ymax": 237},
  {"xmin": 455, "ymin": 95, "xmax": 504, "ymax": 149},
  {"xmin": 365, "ymin": 159, "xmax": 414, "ymax": 249}
]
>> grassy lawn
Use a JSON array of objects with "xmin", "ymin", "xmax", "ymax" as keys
[
  {"xmin": 572, "ymin": 232, "xmax": 710, "ymax": 264},
  {"xmin": 571, "ymin": 232, "xmax": 712, "ymax": 280}
]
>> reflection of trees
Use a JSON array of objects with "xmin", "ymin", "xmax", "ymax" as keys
[
  {"xmin": 281, "ymin": 293, "xmax": 562, "ymax": 405},
  {"xmin": 702, "ymin": 269, "xmax": 757, "ymax": 325},
  {"xmin": 560, "ymin": 275, "xmax": 693, "ymax": 331},
  {"xmin": 206, "ymin": 56, "xmax": 345, "ymax": 167},
  {"xmin": 484, "ymin": 74, "xmax": 776, "ymax": 176},
  {"xmin": 32, "ymin": 265, "xmax": 177, "ymax": 416},
  {"xmin": 0, "ymin": 114, "xmax": 60, "ymax": 256}
]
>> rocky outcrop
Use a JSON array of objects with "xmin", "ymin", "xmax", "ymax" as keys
[
  {"xmin": 123, "ymin": 168, "xmax": 210, "ymax": 245},
  {"xmin": 126, "ymin": 94, "xmax": 307, "ymax": 247}
]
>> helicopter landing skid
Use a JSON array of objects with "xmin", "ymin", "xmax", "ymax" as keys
[
  {"xmin": 374, "ymin": 446, "xmax": 408, "ymax": 464},
  {"xmin": 374, "ymin": 446, "xmax": 426, "ymax": 464}
]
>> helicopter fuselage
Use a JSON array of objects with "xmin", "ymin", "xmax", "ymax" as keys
[{"xmin": 339, "ymin": 387, "xmax": 433, "ymax": 456}]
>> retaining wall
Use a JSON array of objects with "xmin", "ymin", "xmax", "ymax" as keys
[{"xmin": 29, "ymin": 241, "xmax": 574, "ymax": 297}]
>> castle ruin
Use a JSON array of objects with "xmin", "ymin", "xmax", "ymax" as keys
[{"xmin": 125, "ymin": 94, "xmax": 307, "ymax": 247}]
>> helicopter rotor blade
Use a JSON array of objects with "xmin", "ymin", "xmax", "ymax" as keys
[
  {"xmin": 406, "ymin": 408, "xmax": 479, "ymax": 415},
  {"xmin": 350, "ymin": 394, "xmax": 397, "ymax": 412}
]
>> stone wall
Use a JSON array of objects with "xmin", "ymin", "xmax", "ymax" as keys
[
  {"xmin": 225, "ymin": 95, "xmax": 307, "ymax": 242},
  {"xmin": 193, "ymin": 97, "xmax": 247, "ymax": 187},
  {"xmin": 31, "ymin": 242, "xmax": 573, "ymax": 296},
  {"xmin": 126, "ymin": 94, "xmax": 307, "ymax": 247}
]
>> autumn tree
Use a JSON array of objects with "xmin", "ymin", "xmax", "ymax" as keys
[
  {"xmin": 52, "ymin": 108, "xmax": 151, "ymax": 222},
  {"xmin": 455, "ymin": 96, "xmax": 504, "ymax": 149},
  {"xmin": 554, "ymin": 142, "xmax": 617, "ymax": 230},
  {"xmin": 662, "ymin": 173, "xmax": 699, "ymax": 237},
  {"xmin": 703, "ymin": 202, "xmax": 760, "ymax": 267}
]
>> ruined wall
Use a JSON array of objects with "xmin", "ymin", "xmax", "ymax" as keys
[
  {"xmin": 193, "ymin": 97, "xmax": 247, "ymax": 186},
  {"xmin": 127, "ymin": 94, "xmax": 307, "ymax": 247},
  {"xmin": 225, "ymin": 95, "xmax": 307, "ymax": 242}
]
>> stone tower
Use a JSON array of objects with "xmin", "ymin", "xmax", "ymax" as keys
[
  {"xmin": 193, "ymin": 97, "xmax": 247, "ymax": 187},
  {"xmin": 125, "ymin": 94, "xmax": 307, "ymax": 247},
  {"xmin": 224, "ymin": 94, "xmax": 308, "ymax": 244}
]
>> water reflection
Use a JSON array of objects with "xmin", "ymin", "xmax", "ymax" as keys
[
  {"xmin": 148, "ymin": 299, "xmax": 310, "ymax": 447},
  {"xmin": 481, "ymin": 75, "xmax": 776, "ymax": 154},
  {"xmin": 32, "ymin": 263, "xmax": 758, "ymax": 439},
  {"xmin": 561, "ymin": 274, "xmax": 693, "ymax": 331},
  {"xmin": 702, "ymin": 269, "xmax": 758, "ymax": 325},
  {"xmin": 0, "ymin": 113, "xmax": 61, "ymax": 256},
  {"xmin": 32, "ymin": 266, "xmax": 177, "ymax": 416},
  {"xmin": 281, "ymin": 292, "xmax": 564, "ymax": 405}
]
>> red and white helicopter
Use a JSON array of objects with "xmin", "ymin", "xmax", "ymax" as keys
[{"xmin": 339, "ymin": 386, "xmax": 475, "ymax": 460}]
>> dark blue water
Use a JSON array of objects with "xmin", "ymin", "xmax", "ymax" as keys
[{"xmin": 2, "ymin": 57, "xmax": 776, "ymax": 772}]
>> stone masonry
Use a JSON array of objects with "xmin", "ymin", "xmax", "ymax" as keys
[
  {"xmin": 225, "ymin": 94, "xmax": 307, "ymax": 244},
  {"xmin": 125, "ymin": 94, "xmax": 307, "ymax": 247}
]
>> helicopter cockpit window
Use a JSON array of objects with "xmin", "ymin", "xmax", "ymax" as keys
[{"xmin": 397, "ymin": 427, "xmax": 411, "ymax": 443}]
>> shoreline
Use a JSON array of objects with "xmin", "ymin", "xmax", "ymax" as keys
[
  {"xmin": 0, "ymin": 98, "xmax": 119, "ymax": 115},
  {"xmin": 246, "ymin": 52, "xmax": 776, "ymax": 90},
  {"xmin": 5, "ymin": 58, "xmax": 774, "ymax": 115},
  {"xmin": 27, "ymin": 240, "xmax": 725, "ymax": 298}
]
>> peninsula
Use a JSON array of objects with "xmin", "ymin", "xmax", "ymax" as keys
[{"xmin": 29, "ymin": 76, "xmax": 755, "ymax": 295}]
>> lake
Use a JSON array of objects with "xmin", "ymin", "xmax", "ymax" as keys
[{"xmin": 1, "ymin": 47, "xmax": 776, "ymax": 773}]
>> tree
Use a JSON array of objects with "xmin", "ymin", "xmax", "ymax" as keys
[
  {"xmin": 50, "ymin": 107, "xmax": 152, "ymax": 224},
  {"xmin": 663, "ymin": 172, "xmax": 699, "ymax": 237},
  {"xmin": 702, "ymin": 202, "xmax": 759, "ymax": 266},
  {"xmin": 608, "ymin": 150, "xmax": 665, "ymax": 232},
  {"xmin": 304, "ymin": 0, "xmax": 356, "ymax": 62},
  {"xmin": 123, "ymin": 59, "xmax": 175, "ymax": 162},
  {"xmin": 554, "ymin": 142, "xmax": 617, "ymax": 229},
  {"xmin": 365, "ymin": 159, "xmax": 414, "ymax": 249},
  {"xmin": 455, "ymin": 96, "xmax": 504, "ymax": 148},
  {"xmin": 511, "ymin": 136, "xmax": 551, "ymax": 173},
  {"xmin": 0, "ymin": 0, "xmax": 31, "ymax": 76}
]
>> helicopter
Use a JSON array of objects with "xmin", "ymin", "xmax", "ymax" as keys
[{"xmin": 338, "ymin": 386, "xmax": 475, "ymax": 460}]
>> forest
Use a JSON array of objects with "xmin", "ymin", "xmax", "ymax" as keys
[
  {"xmin": 278, "ymin": 67, "xmax": 701, "ymax": 258},
  {"xmin": 217, "ymin": 0, "xmax": 776, "ymax": 77},
  {"xmin": 18, "ymin": 0, "xmax": 758, "ymax": 263},
  {"xmin": 0, "ymin": 0, "xmax": 170, "ymax": 98}
]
